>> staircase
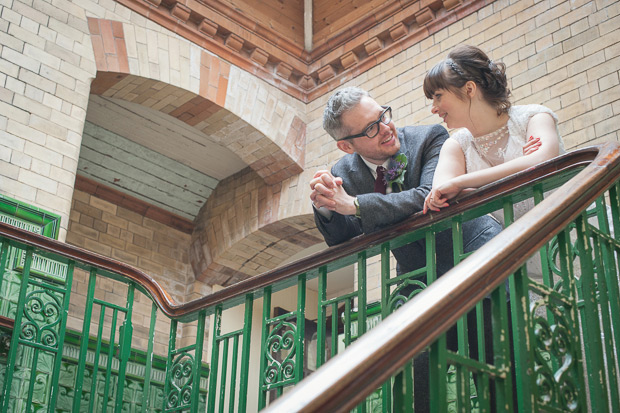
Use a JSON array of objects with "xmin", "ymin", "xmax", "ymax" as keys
[{"xmin": 1, "ymin": 143, "xmax": 619, "ymax": 412}]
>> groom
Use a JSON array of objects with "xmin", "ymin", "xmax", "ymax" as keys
[
  {"xmin": 311, "ymin": 86, "xmax": 501, "ymax": 276},
  {"xmin": 310, "ymin": 86, "xmax": 502, "ymax": 412}
]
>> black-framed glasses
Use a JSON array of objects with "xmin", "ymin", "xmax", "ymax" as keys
[{"xmin": 338, "ymin": 106, "xmax": 392, "ymax": 141}]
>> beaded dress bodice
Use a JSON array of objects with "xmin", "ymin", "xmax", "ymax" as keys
[{"xmin": 471, "ymin": 123, "xmax": 510, "ymax": 167}]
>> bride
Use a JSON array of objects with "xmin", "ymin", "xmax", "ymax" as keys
[{"xmin": 422, "ymin": 44, "xmax": 565, "ymax": 220}]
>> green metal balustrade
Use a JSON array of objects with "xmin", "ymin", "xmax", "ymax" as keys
[{"xmin": 0, "ymin": 143, "xmax": 619, "ymax": 412}]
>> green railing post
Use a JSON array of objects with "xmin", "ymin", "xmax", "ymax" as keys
[
  {"xmin": 0, "ymin": 247, "xmax": 33, "ymax": 413},
  {"xmin": 142, "ymin": 302, "xmax": 158, "ymax": 412},
  {"xmin": 191, "ymin": 310, "xmax": 206, "ymax": 413},
  {"xmin": 257, "ymin": 288, "xmax": 271, "ymax": 410},
  {"xmin": 380, "ymin": 243, "xmax": 392, "ymax": 411},
  {"xmin": 73, "ymin": 267, "xmax": 98, "ymax": 412},
  {"xmin": 48, "ymin": 260, "xmax": 74, "ymax": 412},
  {"xmin": 556, "ymin": 227, "xmax": 588, "ymax": 411},
  {"xmin": 316, "ymin": 266, "xmax": 327, "ymax": 369},
  {"xmin": 207, "ymin": 306, "xmax": 222, "ymax": 412},
  {"xmin": 575, "ymin": 212, "xmax": 608, "ymax": 411},
  {"xmin": 163, "ymin": 319, "xmax": 178, "ymax": 412},
  {"xmin": 238, "ymin": 293, "xmax": 254, "ymax": 413},
  {"xmin": 115, "ymin": 283, "xmax": 135, "ymax": 412},
  {"xmin": 295, "ymin": 273, "xmax": 306, "ymax": 382}
]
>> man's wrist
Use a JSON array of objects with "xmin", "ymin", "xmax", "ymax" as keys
[{"xmin": 353, "ymin": 197, "xmax": 361, "ymax": 218}]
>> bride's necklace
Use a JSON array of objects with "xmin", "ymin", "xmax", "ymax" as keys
[{"xmin": 473, "ymin": 123, "xmax": 509, "ymax": 155}]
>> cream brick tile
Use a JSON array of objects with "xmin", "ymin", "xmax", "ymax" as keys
[
  {"xmin": 512, "ymin": 63, "xmax": 548, "ymax": 89},
  {"xmin": 4, "ymin": 75, "xmax": 25, "ymax": 96},
  {"xmin": 50, "ymin": 106, "xmax": 85, "ymax": 133},
  {"xmin": 592, "ymin": 84, "xmax": 620, "ymax": 109},
  {"xmin": 7, "ymin": 119, "xmax": 45, "ymax": 146},
  {"xmin": 31, "ymin": 157, "xmax": 51, "ymax": 176},
  {"xmin": 559, "ymin": 1, "xmax": 596, "ymax": 28},
  {"xmin": 599, "ymin": 72, "xmax": 619, "ymax": 92},
  {"xmin": 594, "ymin": 114, "xmax": 619, "ymax": 137},
  {"xmin": 568, "ymin": 50, "xmax": 606, "ymax": 79},
  {"xmin": 573, "ymin": 104, "xmax": 613, "ymax": 131},
  {"xmin": 49, "ymin": 164, "xmax": 75, "ymax": 186},
  {"xmin": 32, "ymin": 0, "xmax": 69, "ymax": 24},
  {"xmin": 0, "ymin": 159, "xmax": 19, "ymax": 178},
  {"xmin": 525, "ymin": 19, "xmax": 561, "ymax": 46},
  {"xmin": 1, "ymin": 175, "xmax": 36, "ymax": 201},
  {"xmin": 24, "ymin": 83, "xmax": 44, "ymax": 103},
  {"xmin": 11, "ymin": 150, "xmax": 31, "ymax": 168},
  {"xmin": 56, "ymin": 182, "xmax": 73, "ymax": 201},
  {"xmin": 23, "ymin": 141, "xmax": 63, "ymax": 167},
  {"xmin": 586, "ymin": 55, "xmax": 620, "ymax": 83},
  {"xmin": 19, "ymin": 167, "xmax": 58, "ymax": 192},
  {"xmin": 0, "ymin": 152, "xmax": 11, "ymax": 172},
  {"xmin": 2, "ymin": 45, "xmax": 41, "ymax": 73}
]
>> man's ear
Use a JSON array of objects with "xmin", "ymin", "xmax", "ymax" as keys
[{"xmin": 337, "ymin": 140, "xmax": 356, "ymax": 154}]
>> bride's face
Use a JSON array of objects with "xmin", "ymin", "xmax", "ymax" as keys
[{"xmin": 430, "ymin": 88, "xmax": 469, "ymax": 129}]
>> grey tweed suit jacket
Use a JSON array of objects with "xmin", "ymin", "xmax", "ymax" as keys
[{"xmin": 314, "ymin": 124, "xmax": 501, "ymax": 277}]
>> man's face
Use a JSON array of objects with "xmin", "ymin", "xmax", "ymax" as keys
[{"xmin": 338, "ymin": 96, "xmax": 400, "ymax": 165}]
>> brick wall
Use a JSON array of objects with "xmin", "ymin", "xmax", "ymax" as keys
[{"xmin": 65, "ymin": 188, "xmax": 211, "ymax": 353}]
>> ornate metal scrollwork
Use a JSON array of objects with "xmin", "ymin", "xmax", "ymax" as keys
[
  {"xmin": 21, "ymin": 289, "xmax": 61, "ymax": 350},
  {"xmin": 531, "ymin": 297, "xmax": 580, "ymax": 412},
  {"xmin": 167, "ymin": 352, "xmax": 195, "ymax": 409},
  {"xmin": 388, "ymin": 279, "xmax": 427, "ymax": 313},
  {"xmin": 264, "ymin": 320, "xmax": 297, "ymax": 385}
]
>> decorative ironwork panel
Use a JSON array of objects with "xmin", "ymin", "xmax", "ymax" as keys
[
  {"xmin": 166, "ymin": 351, "xmax": 196, "ymax": 410},
  {"xmin": 263, "ymin": 319, "xmax": 297, "ymax": 387}
]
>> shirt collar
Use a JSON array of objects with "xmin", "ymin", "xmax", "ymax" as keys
[{"xmin": 360, "ymin": 156, "xmax": 390, "ymax": 179}]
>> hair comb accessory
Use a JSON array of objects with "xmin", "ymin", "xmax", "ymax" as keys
[{"xmin": 446, "ymin": 59, "xmax": 465, "ymax": 78}]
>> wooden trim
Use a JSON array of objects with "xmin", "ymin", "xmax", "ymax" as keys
[
  {"xmin": 111, "ymin": 0, "xmax": 491, "ymax": 102},
  {"xmin": 74, "ymin": 175, "xmax": 194, "ymax": 234}
]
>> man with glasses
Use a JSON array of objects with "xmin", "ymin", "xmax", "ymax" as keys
[
  {"xmin": 311, "ymin": 86, "xmax": 501, "ymax": 277},
  {"xmin": 310, "ymin": 87, "xmax": 502, "ymax": 413}
]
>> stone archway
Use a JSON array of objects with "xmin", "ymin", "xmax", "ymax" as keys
[
  {"xmin": 85, "ymin": 17, "xmax": 322, "ymax": 286},
  {"xmin": 87, "ymin": 17, "xmax": 306, "ymax": 186}
]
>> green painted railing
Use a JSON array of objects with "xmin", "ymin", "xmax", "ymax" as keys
[{"xmin": 0, "ymin": 143, "xmax": 619, "ymax": 412}]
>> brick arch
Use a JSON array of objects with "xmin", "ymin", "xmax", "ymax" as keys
[
  {"xmin": 87, "ymin": 17, "xmax": 305, "ymax": 185},
  {"xmin": 191, "ymin": 168, "xmax": 323, "ymax": 286}
]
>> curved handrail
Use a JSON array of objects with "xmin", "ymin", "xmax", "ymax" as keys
[
  {"xmin": 0, "ymin": 145, "xmax": 614, "ymax": 323},
  {"xmin": 262, "ymin": 142, "xmax": 620, "ymax": 412}
]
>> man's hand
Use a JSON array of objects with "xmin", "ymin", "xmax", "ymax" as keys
[
  {"xmin": 310, "ymin": 170, "xmax": 342, "ymax": 209},
  {"xmin": 310, "ymin": 170, "xmax": 356, "ymax": 216}
]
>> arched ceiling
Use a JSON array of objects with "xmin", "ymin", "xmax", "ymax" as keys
[{"xmin": 80, "ymin": 95, "xmax": 246, "ymax": 221}]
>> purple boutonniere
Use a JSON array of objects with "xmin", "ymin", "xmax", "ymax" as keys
[{"xmin": 384, "ymin": 153, "xmax": 408, "ymax": 192}]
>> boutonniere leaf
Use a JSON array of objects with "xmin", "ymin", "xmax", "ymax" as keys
[{"xmin": 384, "ymin": 153, "xmax": 408, "ymax": 192}]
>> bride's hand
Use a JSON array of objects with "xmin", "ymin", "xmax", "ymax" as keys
[
  {"xmin": 423, "ymin": 188, "xmax": 449, "ymax": 214},
  {"xmin": 523, "ymin": 136, "xmax": 541, "ymax": 155}
]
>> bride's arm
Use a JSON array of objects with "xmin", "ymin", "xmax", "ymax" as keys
[
  {"xmin": 423, "ymin": 138, "xmax": 466, "ymax": 213},
  {"xmin": 431, "ymin": 138, "xmax": 467, "ymax": 186}
]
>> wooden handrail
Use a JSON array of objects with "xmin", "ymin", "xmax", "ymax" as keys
[
  {"xmin": 262, "ymin": 143, "xmax": 620, "ymax": 412},
  {"xmin": 0, "ymin": 145, "xmax": 614, "ymax": 323}
]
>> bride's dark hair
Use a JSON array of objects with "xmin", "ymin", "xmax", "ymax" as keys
[{"xmin": 423, "ymin": 44, "xmax": 511, "ymax": 115}]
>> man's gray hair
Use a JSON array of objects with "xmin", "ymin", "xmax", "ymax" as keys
[{"xmin": 323, "ymin": 87, "xmax": 370, "ymax": 140}]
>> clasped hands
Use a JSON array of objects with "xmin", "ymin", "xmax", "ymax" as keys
[{"xmin": 310, "ymin": 170, "xmax": 357, "ymax": 216}]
